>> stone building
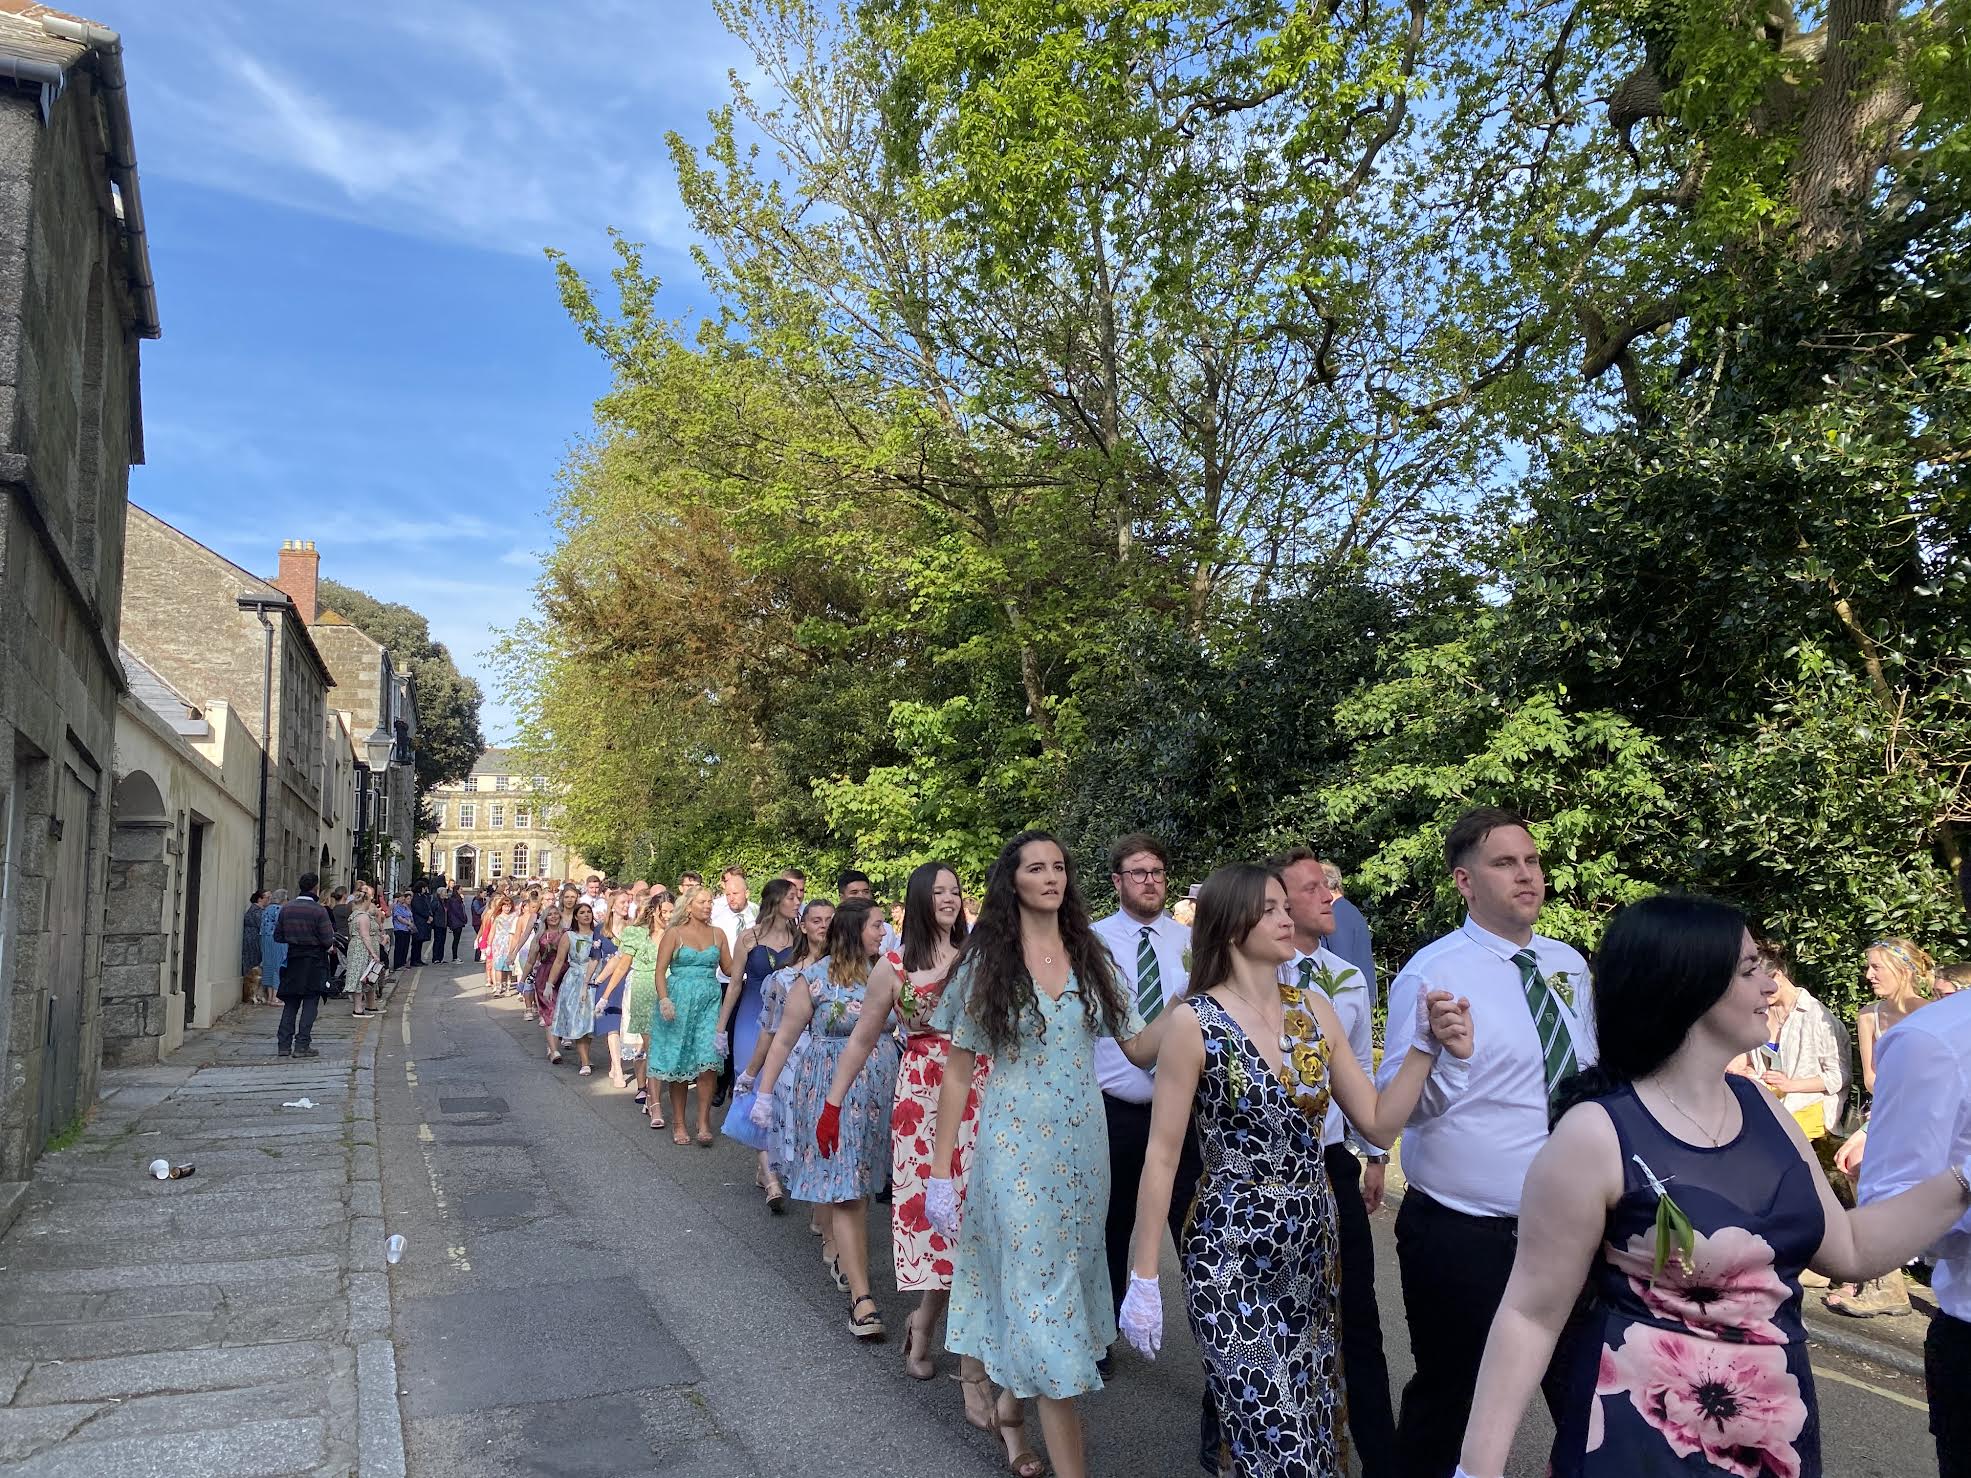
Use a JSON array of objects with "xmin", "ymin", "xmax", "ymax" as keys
[
  {"xmin": 119, "ymin": 507, "xmax": 338, "ymax": 898},
  {"xmin": 269, "ymin": 540, "xmax": 419, "ymax": 894},
  {"xmin": 424, "ymin": 748, "xmax": 587, "ymax": 889},
  {"xmin": 104, "ymin": 648, "xmax": 258, "ymax": 1063},
  {"xmin": 0, "ymin": 6, "xmax": 159, "ymax": 1177}
]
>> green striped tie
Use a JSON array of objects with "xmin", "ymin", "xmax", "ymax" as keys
[
  {"xmin": 1514, "ymin": 947, "xmax": 1577, "ymax": 1105},
  {"xmin": 1136, "ymin": 927, "xmax": 1163, "ymax": 1024}
]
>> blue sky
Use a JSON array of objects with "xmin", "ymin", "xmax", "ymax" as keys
[{"xmin": 115, "ymin": 1, "xmax": 754, "ymax": 738}]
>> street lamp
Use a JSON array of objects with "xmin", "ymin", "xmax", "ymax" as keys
[{"xmin": 354, "ymin": 723, "xmax": 393, "ymax": 887}]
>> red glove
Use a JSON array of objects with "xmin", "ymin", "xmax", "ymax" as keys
[{"xmin": 816, "ymin": 1102, "xmax": 842, "ymax": 1159}]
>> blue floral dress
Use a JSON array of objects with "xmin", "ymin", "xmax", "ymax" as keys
[
  {"xmin": 1183, "ymin": 994, "xmax": 1344, "ymax": 1477},
  {"xmin": 782, "ymin": 964, "xmax": 899, "ymax": 1203},
  {"xmin": 930, "ymin": 963, "xmax": 1144, "ymax": 1399},
  {"xmin": 646, "ymin": 941, "xmax": 724, "ymax": 1083},
  {"xmin": 752, "ymin": 960, "xmax": 820, "ymax": 1168},
  {"xmin": 1551, "ymin": 1074, "xmax": 1825, "ymax": 1476},
  {"xmin": 548, "ymin": 932, "xmax": 598, "ymax": 1041}
]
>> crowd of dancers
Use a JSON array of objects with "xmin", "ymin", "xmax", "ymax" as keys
[{"xmin": 430, "ymin": 809, "xmax": 1970, "ymax": 1478}]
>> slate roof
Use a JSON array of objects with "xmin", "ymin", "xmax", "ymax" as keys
[{"xmin": 119, "ymin": 644, "xmax": 208, "ymax": 737}]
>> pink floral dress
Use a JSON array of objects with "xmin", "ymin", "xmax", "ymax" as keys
[
  {"xmin": 887, "ymin": 951, "xmax": 992, "ymax": 1291},
  {"xmin": 1555, "ymin": 1074, "xmax": 1826, "ymax": 1477}
]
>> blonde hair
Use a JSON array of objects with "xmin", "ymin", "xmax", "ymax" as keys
[{"xmin": 1868, "ymin": 937, "xmax": 1935, "ymax": 995}]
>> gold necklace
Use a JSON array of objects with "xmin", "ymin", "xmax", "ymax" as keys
[{"xmin": 1655, "ymin": 1082, "xmax": 1730, "ymax": 1146}]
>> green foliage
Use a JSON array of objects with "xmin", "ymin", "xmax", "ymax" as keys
[{"xmin": 317, "ymin": 579, "xmax": 486, "ymax": 801}]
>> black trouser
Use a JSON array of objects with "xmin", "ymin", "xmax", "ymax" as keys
[
  {"xmin": 392, "ymin": 930, "xmax": 412, "ymax": 970},
  {"xmin": 277, "ymin": 994, "xmax": 320, "ymax": 1052},
  {"xmin": 1395, "ymin": 1189, "xmax": 1569, "ymax": 1478},
  {"xmin": 409, "ymin": 931, "xmax": 428, "ymax": 966},
  {"xmin": 1326, "ymin": 1144, "xmax": 1397, "ymax": 1478},
  {"xmin": 445, "ymin": 925, "xmax": 463, "ymax": 961},
  {"xmin": 428, "ymin": 926, "xmax": 446, "ymax": 963},
  {"xmin": 1932, "ymin": 1312, "xmax": 1971, "ymax": 1478}
]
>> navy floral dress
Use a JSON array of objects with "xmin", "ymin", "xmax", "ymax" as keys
[
  {"xmin": 1182, "ymin": 994, "xmax": 1345, "ymax": 1478},
  {"xmin": 1553, "ymin": 1074, "xmax": 1826, "ymax": 1477}
]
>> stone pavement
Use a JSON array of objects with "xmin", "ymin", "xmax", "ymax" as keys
[{"xmin": 0, "ymin": 978, "xmax": 409, "ymax": 1477}]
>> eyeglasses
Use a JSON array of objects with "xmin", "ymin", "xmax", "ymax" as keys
[{"xmin": 1118, "ymin": 867, "xmax": 1167, "ymax": 884}]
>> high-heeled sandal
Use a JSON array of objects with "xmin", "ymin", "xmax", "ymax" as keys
[
  {"xmin": 823, "ymin": 1248, "xmax": 848, "ymax": 1292},
  {"xmin": 847, "ymin": 1292, "xmax": 885, "ymax": 1340},
  {"xmin": 995, "ymin": 1407, "xmax": 1047, "ymax": 1478},
  {"xmin": 954, "ymin": 1372, "xmax": 995, "ymax": 1433},
  {"xmin": 762, "ymin": 1172, "xmax": 786, "ymax": 1214},
  {"xmin": 672, "ymin": 1127, "xmax": 690, "ymax": 1147}
]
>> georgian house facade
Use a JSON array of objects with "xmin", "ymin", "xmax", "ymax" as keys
[{"xmin": 422, "ymin": 748, "xmax": 586, "ymax": 888}]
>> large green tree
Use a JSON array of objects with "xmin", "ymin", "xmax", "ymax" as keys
[{"xmin": 318, "ymin": 579, "xmax": 486, "ymax": 801}]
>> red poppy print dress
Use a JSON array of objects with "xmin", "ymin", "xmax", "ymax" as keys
[
  {"xmin": 1554, "ymin": 1074, "xmax": 1827, "ymax": 1478},
  {"xmin": 888, "ymin": 951, "xmax": 992, "ymax": 1291}
]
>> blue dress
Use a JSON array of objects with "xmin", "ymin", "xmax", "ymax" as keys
[
  {"xmin": 781, "ymin": 964, "xmax": 899, "ymax": 1203},
  {"xmin": 549, "ymin": 932, "xmax": 598, "ymax": 1041},
  {"xmin": 260, "ymin": 904, "xmax": 286, "ymax": 988},
  {"xmin": 1183, "ymin": 995, "xmax": 1344, "ymax": 1476},
  {"xmin": 1550, "ymin": 1075, "xmax": 1826, "ymax": 1477},
  {"xmin": 930, "ymin": 964, "xmax": 1144, "ymax": 1399},
  {"xmin": 724, "ymin": 940, "xmax": 796, "ymax": 1150},
  {"xmin": 646, "ymin": 941, "xmax": 724, "ymax": 1083},
  {"xmin": 589, "ymin": 932, "xmax": 623, "ymax": 1033}
]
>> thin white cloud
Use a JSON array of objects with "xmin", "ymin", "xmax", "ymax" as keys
[{"xmin": 118, "ymin": 1, "xmax": 751, "ymax": 260}]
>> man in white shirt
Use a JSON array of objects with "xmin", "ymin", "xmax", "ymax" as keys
[
  {"xmin": 708, "ymin": 866, "xmax": 758, "ymax": 1105},
  {"xmin": 1089, "ymin": 833, "xmax": 1198, "ymax": 1339},
  {"xmin": 1379, "ymin": 806, "xmax": 1597, "ymax": 1478},
  {"xmin": 1274, "ymin": 846, "xmax": 1395, "ymax": 1478},
  {"xmin": 1859, "ymin": 987, "xmax": 1971, "ymax": 1476},
  {"xmin": 838, "ymin": 868, "xmax": 899, "ymax": 954}
]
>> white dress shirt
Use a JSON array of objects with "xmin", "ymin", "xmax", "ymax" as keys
[
  {"xmin": 1380, "ymin": 916, "xmax": 1597, "ymax": 1218},
  {"xmin": 710, "ymin": 898, "xmax": 758, "ymax": 983},
  {"xmin": 1859, "ymin": 991, "xmax": 1971, "ymax": 1320},
  {"xmin": 1281, "ymin": 944, "xmax": 1374, "ymax": 1151},
  {"xmin": 1090, "ymin": 909, "xmax": 1191, "ymax": 1102}
]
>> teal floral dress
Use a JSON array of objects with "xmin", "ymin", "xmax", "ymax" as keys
[
  {"xmin": 930, "ymin": 962, "xmax": 1144, "ymax": 1399},
  {"xmin": 646, "ymin": 941, "xmax": 724, "ymax": 1083}
]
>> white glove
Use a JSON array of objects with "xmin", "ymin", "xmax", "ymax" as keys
[
  {"xmin": 748, "ymin": 1096, "xmax": 775, "ymax": 1131},
  {"xmin": 1119, "ymin": 1274, "xmax": 1162, "ymax": 1359},
  {"xmin": 715, "ymin": 1030, "xmax": 729, "ymax": 1055},
  {"xmin": 735, "ymin": 1071, "xmax": 757, "ymax": 1095},
  {"xmin": 925, "ymin": 1177, "xmax": 960, "ymax": 1239}
]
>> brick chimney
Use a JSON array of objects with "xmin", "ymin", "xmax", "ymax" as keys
[{"xmin": 273, "ymin": 539, "xmax": 320, "ymax": 624}]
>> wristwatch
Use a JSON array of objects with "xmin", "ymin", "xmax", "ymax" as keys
[{"xmin": 1364, "ymin": 1151, "xmax": 1390, "ymax": 1166}]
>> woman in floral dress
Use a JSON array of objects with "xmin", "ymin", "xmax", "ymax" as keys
[
  {"xmin": 721, "ymin": 879, "xmax": 801, "ymax": 1210},
  {"xmin": 924, "ymin": 831, "xmax": 1175, "ymax": 1478},
  {"xmin": 525, "ymin": 905, "xmax": 566, "ymax": 1061},
  {"xmin": 1458, "ymin": 895, "xmax": 1971, "ymax": 1478},
  {"xmin": 547, "ymin": 902, "xmax": 600, "ymax": 1074},
  {"xmin": 730, "ymin": 901, "xmax": 834, "ymax": 1193},
  {"xmin": 1119, "ymin": 865, "xmax": 1473, "ymax": 1478},
  {"xmin": 752, "ymin": 899, "xmax": 898, "ymax": 1339}
]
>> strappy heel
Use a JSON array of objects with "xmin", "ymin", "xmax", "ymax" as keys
[
  {"xmin": 954, "ymin": 1371, "xmax": 995, "ymax": 1432},
  {"xmin": 848, "ymin": 1292, "xmax": 884, "ymax": 1340}
]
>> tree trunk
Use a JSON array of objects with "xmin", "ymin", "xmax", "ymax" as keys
[{"xmin": 1789, "ymin": 0, "xmax": 1911, "ymax": 257}]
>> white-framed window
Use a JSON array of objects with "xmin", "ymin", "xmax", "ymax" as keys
[
  {"xmin": 458, "ymin": 801, "xmax": 475, "ymax": 829},
  {"xmin": 538, "ymin": 850, "xmax": 553, "ymax": 878},
  {"xmin": 513, "ymin": 843, "xmax": 528, "ymax": 876},
  {"xmin": 432, "ymin": 802, "xmax": 446, "ymax": 830},
  {"xmin": 514, "ymin": 805, "xmax": 532, "ymax": 829},
  {"xmin": 491, "ymin": 803, "xmax": 505, "ymax": 829},
  {"xmin": 495, "ymin": 775, "xmax": 509, "ymax": 791},
  {"xmin": 464, "ymin": 776, "xmax": 479, "ymax": 792},
  {"xmin": 489, "ymin": 850, "xmax": 503, "ymax": 879}
]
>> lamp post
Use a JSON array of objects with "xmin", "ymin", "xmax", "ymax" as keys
[{"xmin": 354, "ymin": 723, "xmax": 394, "ymax": 888}]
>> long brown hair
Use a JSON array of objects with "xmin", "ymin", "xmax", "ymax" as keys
[
  {"xmin": 826, "ymin": 900, "xmax": 880, "ymax": 988},
  {"xmin": 900, "ymin": 861, "xmax": 967, "ymax": 972},
  {"xmin": 954, "ymin": 830, "xmax": 1125, "ymax": 1056},
  {"xmin": 1188, "ymin": 864, "xmax": 1280, "ymax": 997}
]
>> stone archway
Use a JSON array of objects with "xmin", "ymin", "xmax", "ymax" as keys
[
  {"xmin": 103, "ymin": 769, "xmax": 170, "ymax": 1065},
  {"xmin": 453, "ymin": 844, "xmax": 477, "ymax": 889}
]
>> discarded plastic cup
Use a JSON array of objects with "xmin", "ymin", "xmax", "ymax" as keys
[
  {"xmin": 148, "ymin": 1158, "xmax": 170, "ymax": 1180},
  {"xmin": 385, "ymin": 1234, "xmax": 406, "ymax": 1265}
]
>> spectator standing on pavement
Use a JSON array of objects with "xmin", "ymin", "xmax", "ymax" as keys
[
  {"xmin": 1274, "ymin": 846, "xmax": 1398, "ymax": 1475},
  {"xmin": 1380, "ymin": 806, "xmax": 1596, "ymax": 1478},
  {"xmin": 274, "ymin": 873, "xmax": 335, "ymax": 1058},
  {"xmin": 326, "ymin": 886, "xmax": 351, "ymax": 998},
  {"xmin": 241, "ymin": 889, "xmax": 267, "ymax": 1006},
  {"xmin": 1858, "ymin": 987, "xmax": 1971, "ymax": 1476},
  {"xmin": 443, "ymin": 881, "xmax": 468, "ymax": 962},
  {"xmin": 259, "ymin": 888, "xmax": 288, "ymax": 1006},
  {"xmin": 408, "ymin": 879, "xmax": 434, "ymax": 967},
  {"xmin": 390, "ymin": 891, "xmax": 415, "ymax": 972},
  {"xmin": 1827, "ymin": 935, "xmax": 1935, "ymax": 1318},
  {"xmin": 469, "ymin": 886, "xmax": 490, "ymax": 961}
]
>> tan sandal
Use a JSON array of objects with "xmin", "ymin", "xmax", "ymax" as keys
[{"xmin": 996, "ymin": 1393, "xmax": 1048, "ymax": 1477}]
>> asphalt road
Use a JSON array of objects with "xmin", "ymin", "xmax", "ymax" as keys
[{"xmin": 376, "ymin": 961, "xmax": 1941, "ymax": 1476}]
